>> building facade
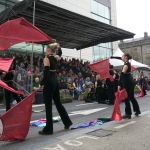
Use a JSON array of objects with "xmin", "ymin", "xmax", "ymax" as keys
[
  {"xmin": 0, "ymin": 0, "xmax": 118, "ymax": 62},
  {"xmin": 119, "ymin": 32, "xmax": 150, "ymax": 66}
]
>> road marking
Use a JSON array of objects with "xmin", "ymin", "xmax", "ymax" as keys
[
  {"xmin": 30, "ymin": 107, "xmax": 107, "ymax": 123},
  {"xmin": 76, "ymin": 103, "xmax": 97, "ymax": 106},
  {"xmin": 147, "ymin": 115, "xmax": 150, "ymax": 117},
  {"xmin": 76, "ymin": 135, "xmax": 98, "ymax": 140},
  {"xmin": 0, "ymin": 109, "xmax": 5, "ymax": 111},
  {"xmin": 70, "ymin": 107, "xmax": 107, "ymax": 115},
  {"xmin": 32, "ymin": 104, "xmax": 45, "ymax": 107},
  {"xmin": 114, "ymin": 121, "xmax": 136, "ymax": 129}
]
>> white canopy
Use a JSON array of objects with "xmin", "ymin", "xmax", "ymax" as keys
[{"xmin": 109, "ymin": 48, "xmax": 149, "ymax": 70}]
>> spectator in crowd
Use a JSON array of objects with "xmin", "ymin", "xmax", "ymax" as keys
[
  {"xmin": 73, "ymin": 78, "xmax": 82, "ymax": 99},
  {"xmin": 85, "ymin": 77, "xmax": 92, "ymax": 89},
  {"xmin": 33, "ymin": 77, "xmax": 40, "ymax": 91},
  {"xmin": 57, "ymin": 73, "xmax": 62, "ymax": 83},
  {"xmin": 59, "ymin": 78, "xmax": 69, "ymax": 94},
  {"xmin": 66, "ymin": 78, "xmax": 74, "ymax": 96}
]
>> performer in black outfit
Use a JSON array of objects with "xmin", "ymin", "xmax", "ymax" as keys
[
  {"xmin": 106, "ymin": 64, "xmax": 115, "ymax": 105},
  {"xmin": 111, "ymin": 54, "xmax": 141, "ymax": 119},
  {"xmin": 95, "ymin": 75, "xmax": 104, "ymax": 104},
  {"xmin": 114, "ymin": 69, "xmax": 120, "ymax": 92},
  {"xmin": 139, "ymin": 71, "xmax": 146, "ymax": 96},
  {"xmin": 0, "ymin": 57, "xmax": 21, "ymax": 111},
  {"xmin": 38, "ymin": 43, "xmax": 72, "ymax": 135}
]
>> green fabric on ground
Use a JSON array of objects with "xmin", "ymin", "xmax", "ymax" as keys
[{"xmin": 97, "ymin": 118, "xmax": 111, "ymax": 122}]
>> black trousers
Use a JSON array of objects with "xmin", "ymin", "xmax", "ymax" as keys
[
  {"xmin": 43, "ymin": 80, "xmax": 72, "ymax": 132},
  {"xmin": 5, "ymin": 84, "xmax": 21, "ymax": 111},
  {"xmin": 124, "ymin": 81, "xmax": 140, "ymax": 115},
  {"xmin": 96, "ymin": 88, "xmax": 103, "ymax": 103},
  {"xmin": 107, "ymin": 81, "xmax": 115, "ymax": 104}
]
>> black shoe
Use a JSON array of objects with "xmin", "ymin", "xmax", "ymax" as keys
[
  {"xmin": 135, "ymin": 111, "xmax": 141, "ymax": 116},
  {"xmin": 122, "ymin": 115, "xmax": 131, "ymax": 119},
  {"xmin": 38, "ymin": 131, "xmax": 53, "ymax": 135},
  {"xmin": 64, "ymin": 123, "xmax": 73, "ymax": 129}
]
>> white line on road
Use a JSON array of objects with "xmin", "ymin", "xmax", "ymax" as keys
[
  {"xmin": 32, "ymin": 104, "xmax": 45, "ymax": 107},
  {"xmin": 0, "ymin": 109, "xmax": 5, "ymax": 111},
  {"xmin": 76, "ymin": 103, "xmax": 97, "ymax": 106},
  {"xmin": 114, "ymin": 121, "xmax": 136, "ymax": 129}
]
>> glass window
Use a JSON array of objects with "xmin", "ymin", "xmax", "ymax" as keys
[
  {"xmin": 93, "ymin": 46, "xmax": 100, "ymax": 61},
  {"xmin": 91, "ymin": 0, "xmax": 98, "ymax": 14},
  {"xmin": 0, "ymin": 5, "xmax": 5, "ymax": 12},
  {"xmin": 99, "ymin": 16, "xmax": 105, "ymax": 23},
  {"xmin": 91, "ymin": 13, "xmax": 99, "ymax": 21},
  {"xmin": 98, "ymin": 3, "xmax": 104, "ymax": 17},
  {"xmin": 105, "ymin": 19, "xmax": 110, "ymax": 24},
  {"xmin": 104, "ymin": 6, "xmax": 110, "ymax": 19}
]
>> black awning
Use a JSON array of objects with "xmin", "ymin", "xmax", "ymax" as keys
[{"xmin": 0, "ymin": 0, "xmax": 135, "ymax": 50}]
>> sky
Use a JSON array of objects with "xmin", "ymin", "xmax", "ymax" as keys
[{"xmin": 116, "ymin": 0, "xmax": 150, "ymax": 38}]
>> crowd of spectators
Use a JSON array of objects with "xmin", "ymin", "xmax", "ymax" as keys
[{"xmin": 0, "ymin": 52, "xmax": 97, "ymax": 100}]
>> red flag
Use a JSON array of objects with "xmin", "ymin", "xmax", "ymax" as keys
[
  {"xmin": 136, "ymin": 84, "xmax": 144, "ymax": 98},
  {"xmin": 0, "ymin": 80, "xmax": 23, "ymax": 95},
  {"xmin": 0, "ymin": 58, "xmax": 14, "ymax": 72},
  {"xmin": 111, "ymin": 89, "xmax": 128, "ymax": 121},
  {"xmin": 0, "ymin": 91, "xmax": 36, "ymax": 141},
  {"xmin": 0, "ymin": 18, "xmax": 52, "ymax": 50},
  {"xmin": 131, "ymin": 66, "xmax": 136, "ymax": 71},
  {"xmin": 89, "ymin": 59, "xmax": 113, "ymax": 81}
]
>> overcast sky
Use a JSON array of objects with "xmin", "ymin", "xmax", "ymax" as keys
[{"xmin": 116, "ymin": 0, "xmax": 150, "ymax": 38}]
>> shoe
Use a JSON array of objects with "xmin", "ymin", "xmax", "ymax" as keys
[
  {"xmin": 122, "ymin": 115, "xmax": 131, "ymax": 119},
  {"xmin": 135, "ymin": 111, "xmax": 141, "ymax": 116},
  {"xmin": 38, "ymin": 131, "xmax": 53, "ymax": 135},
  {"xmin": 64, "ymin": 123, "xmax": 73, "ymax": 129}
]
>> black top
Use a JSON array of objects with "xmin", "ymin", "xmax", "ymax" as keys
[
  {"xmin": 40, "ymin": 55, "xmax": 57, "ymax": 86},
  {"xmin": 96, "ymin": 80, "xmax": 102, "ymax": 88},
  {"xmin": 124, "ymin": 61, "xmax": 131, "ymax": 73},
  {"xmin": 115, "ymin": 73, "xmax": 119, "ymax": 80}
]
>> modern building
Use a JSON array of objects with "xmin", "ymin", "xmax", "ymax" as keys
[
  {"xmin": 119, "ymin": 32, "xmax": 150, "ymax": 66},
  {"xmin": 0, "ymin": 0, "xmax": 118, "ymax": 62}
]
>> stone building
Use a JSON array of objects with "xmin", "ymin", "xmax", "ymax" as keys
[{"xmin": 119, "ymin": 32, "xmax": 150, "ymax": 66}]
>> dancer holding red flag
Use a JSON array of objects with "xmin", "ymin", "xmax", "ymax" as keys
[
  {"xmin": 111, "ymin": 54, "xmax": 141, "ymax": 119},
  {"xmin": 38, "ymin": 43, "xmax": 72, "ymax": 135},
  {"xmin": 0, "ymin": 57, "xmax": 22, "ymax": 111}
]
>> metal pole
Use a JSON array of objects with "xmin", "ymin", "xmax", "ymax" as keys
[
  {"xmin": 80, "ymin": 49, "xmax": 81, "ymax": 61},
  {"xmin": 30, "ymin": 0, "xmax": 36, "ymax": 92}
]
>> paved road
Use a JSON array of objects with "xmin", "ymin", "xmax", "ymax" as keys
[{"xmin": 0, "ymin": 92, "xmax": 150, "ymax": 150}]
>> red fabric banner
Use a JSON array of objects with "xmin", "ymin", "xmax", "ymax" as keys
[
  {"xmin": 0, "ymin": 18, "xmax": 52, "ymax": 50},
  {"xmin": 0, "ymin": 80, "xmax": 24, "ymax": 95},
  {"xmin": 131, "ymin": 66, "xmax": 136, "ymax": 71},
  {"xmin": 0, "ymin": 58, "xmax": 14, "ymax": 72},
  {"xmin": 88, "ymin": 59, "xmax": 113, "ymax": 81},
  {"xmin": 111, "ymin": 89, "xmax": 128, "ymax": 121},
  {"xmin": 0, "ymin": 91, "xmax": 36, "ymax": 141}
]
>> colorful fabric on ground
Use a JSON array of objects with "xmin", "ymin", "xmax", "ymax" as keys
[
  {"xmin": 71, "ymin": 120, "xmax": 103, "ymax": 130},
  {"xmin": 111, "ymin": 89, "xmax": 128, "ymax": 121},
  {"xmin": 0, "ymin": 58, "xmax": 14, "ymax": 72},
  {"xmin": 30, "ymin": 117, "xmax": 61, "ymax": 127},
  {"xmin": 0, "ymin": 91, "xmax": 36, "ymax": 141},
  {"xmin": 0, "ymin": 80, "xmax": 24, "ymax": 95},
  {"xmin": 88, "ymin": 59, "xmax": 113, "ymax": 81}
]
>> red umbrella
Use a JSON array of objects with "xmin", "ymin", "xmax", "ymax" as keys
[{"xmin": 0, "ymin": 17, "xmax": 52, "ymax": 50}]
